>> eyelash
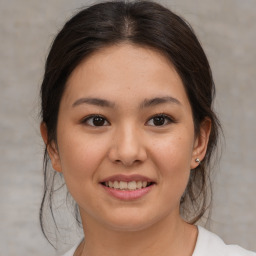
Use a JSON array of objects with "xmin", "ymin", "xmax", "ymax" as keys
[
  {"xmin": 81, "ymin": 115, "xmax": 110, "ymax": 127},
  {"xmin": 146, "ymin": 114, "xmax": 175, "ymax": 127},
  {"xmin": 81, "ymin": 113, "xmax": 175, "ymax": 127}
]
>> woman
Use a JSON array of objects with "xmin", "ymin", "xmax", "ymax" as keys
[{"xmin": 39, "ymin": 1, "xmax": 255, "ymax": 255}]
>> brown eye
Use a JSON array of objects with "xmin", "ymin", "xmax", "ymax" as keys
[
  {"xmin": 92, "ymin": 116, "xmax": 105, "ymax": 126},
  {"xmin": 146, "ymin": 114, "xmax": 173, "ymax": 126},
  {"xmin": 83, "ymin": 115, "xmax": 109, "ymax": 127},
  {"xmin": 152, "ymin": 116, "xmax": 165, "ymax": 126}
]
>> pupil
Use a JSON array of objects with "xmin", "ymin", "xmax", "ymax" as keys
[
  {"xmin": 93, "ymin": 116, "xmax": 105, "ymax": 126},
  {"xmin": 153, "ymin": 116, "xmax": 165, "ymax": 126}
]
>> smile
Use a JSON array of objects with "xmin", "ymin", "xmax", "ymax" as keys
[
  {"xmin": 103, "ymin": 181, "xmax": 153, "ymax": 190},
  {"xmin": 100, "ymin": 175, "xmax": 155, "ymax": 200}
]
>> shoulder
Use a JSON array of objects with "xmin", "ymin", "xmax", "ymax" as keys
[
  {"xmin": 60, "ymin": 243, "xmax": 79, "ymax": 256},
  {"xmin": 193, "ymin": 226, "xmax": 256, "ymax": 256}
]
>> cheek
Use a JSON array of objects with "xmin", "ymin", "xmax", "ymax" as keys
[
  {"xmin": 57, "ymin": 131, "xmax": 109, "ymax": 180},
  {"xmin": 56, "ymin": 132, "xmax": 111, "ymax": 206},
  {"xmin": 149, "ymin": 133, "xmax": 194, "ymax": 194},
  {"xmin": 150, "ymin": 133, "xmax": 194, "ymax": 170}
]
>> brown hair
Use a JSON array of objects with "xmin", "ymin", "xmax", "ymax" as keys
[{"xmin": 40, "ymin": 0, "xmax": 221, "ymax": 245}]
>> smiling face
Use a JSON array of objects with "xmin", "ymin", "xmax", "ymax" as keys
[{"xmin": 42, "ymin": 43, "xmax": 210, "ymax": 232}]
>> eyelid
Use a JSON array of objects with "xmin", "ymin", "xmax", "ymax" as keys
[
  {"xmin": 81, "ymin": 114, "xmax": 110, "ymax": 126},
  {"xmin": 145, "ymin": 113, "xmax": 176, "ymax": 126}
]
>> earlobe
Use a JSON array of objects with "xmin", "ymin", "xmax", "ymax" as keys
[
  {"xmin": 190, "ymin": 118, "xmax": 211, "ymax": 169},
  {"xmin": 40, "ymin": 122, "xmax": 62, "ymax": 172}
]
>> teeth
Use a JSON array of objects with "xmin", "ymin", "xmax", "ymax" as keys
[
  {"xmin": 113, "ymin": 181, "xmax": 119, "ymax": 189},
  {"xmin": 137, "ymin": 181, "xmax": 142, "ymax": 189},
  {"xmin": 120, "ymin": 181, "xmax": 128, "ymax": 189},
  {"xmin": 127, "ymin": 181, "xmax": 136, "ymax": 190},
  {"xmin": 104, "ymin": 181, "xmax": 151, "ymax": 190}
]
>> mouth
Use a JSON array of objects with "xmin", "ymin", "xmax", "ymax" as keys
[
  {"xmin": 100, "ymin": 175, "xmax": 155, "ymax": 200},
  {"xmin": 102, "ymin": 181, "xmax": 154, "ymax": 191}
]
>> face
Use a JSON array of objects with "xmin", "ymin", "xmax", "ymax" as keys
[{"xmin": 42, "ymin": 43, "xmax": 210, "ymax": 232}]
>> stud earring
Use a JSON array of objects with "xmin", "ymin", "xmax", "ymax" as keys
[{"xmin": 195, "ymin": 158, "xmax": 200, "ymax": 164}]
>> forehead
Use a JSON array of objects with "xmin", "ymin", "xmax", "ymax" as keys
[{"xmin": 62, "ymin": 43, "xmax": 190, "ymax": 109}]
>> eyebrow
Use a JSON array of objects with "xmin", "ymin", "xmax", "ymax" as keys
[
  {"xmin": 140, "ymin": 96, "xmax": 181, "ymax": 108},
  {"xmin": 72, "ymin": 97, "xmax": 115, "ymax": 108},
  {"xmin": 72, "ymin": 96, "xmax": 181, "ymax": 109}
]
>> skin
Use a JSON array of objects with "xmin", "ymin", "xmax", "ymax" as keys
[{"xmin": 41, "ymin": 43, "xmax": 211, "ymax": 256}]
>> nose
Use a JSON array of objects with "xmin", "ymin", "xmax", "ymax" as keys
[{"xmin": 108, "ymin": 124, "xmax": 147, "ymax": 167}]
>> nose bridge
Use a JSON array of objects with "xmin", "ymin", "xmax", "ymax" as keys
[{"xmin": 109, "ymin": 121, "xmax": 147, "ymax": 166}]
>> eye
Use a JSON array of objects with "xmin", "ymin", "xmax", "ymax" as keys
[
  {"xmin": 82, "ymin": 115, "xmax": 109, "ymax": 127},
  {"xmin": 146, "ymin": 114, "xmax": 174, "ymax": 126}
]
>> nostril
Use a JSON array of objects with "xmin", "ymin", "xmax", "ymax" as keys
[{"xmin": 113, "ymin": 158, "xmax": 141, "ymax": 167}]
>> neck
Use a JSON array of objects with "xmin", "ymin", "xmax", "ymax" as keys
[{"xmin": 77, "ymin": 213, "xmax": 198, "ymax": 256}]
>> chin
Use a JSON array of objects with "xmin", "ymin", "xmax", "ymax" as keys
[{"xmin": 100, "ymin": 210, "xmax": 165, "ymax": 232}]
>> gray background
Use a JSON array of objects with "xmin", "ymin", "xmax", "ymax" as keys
[{"xmin": 0, "ymin": 0, "xmax": 255, "ymax": 255}]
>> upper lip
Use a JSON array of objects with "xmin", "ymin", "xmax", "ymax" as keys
[{"xmin": 100, "ymin": 174, "xmax": 155, "ymax": 183}]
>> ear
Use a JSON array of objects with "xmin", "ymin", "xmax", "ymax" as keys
[
  {"xmin": 190, "ymin": 118, "xmax": 211, "ymax": 169},
  {"xmin": 40, "ymin": 122, "xmax": 62, "ymax": 172}
]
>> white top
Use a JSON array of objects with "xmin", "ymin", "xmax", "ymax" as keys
[
  {"xmin": 192, "ymin": 226, "xmax": 256, "ymax": 256},
  {"xmin": 61, "ymin": 226, "xmax": 256, "ymax": 256}
]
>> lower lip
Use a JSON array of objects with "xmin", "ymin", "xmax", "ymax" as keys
[{"xmin": 101, "ymin": 184, "xmax": 154, "ymax": 200}]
